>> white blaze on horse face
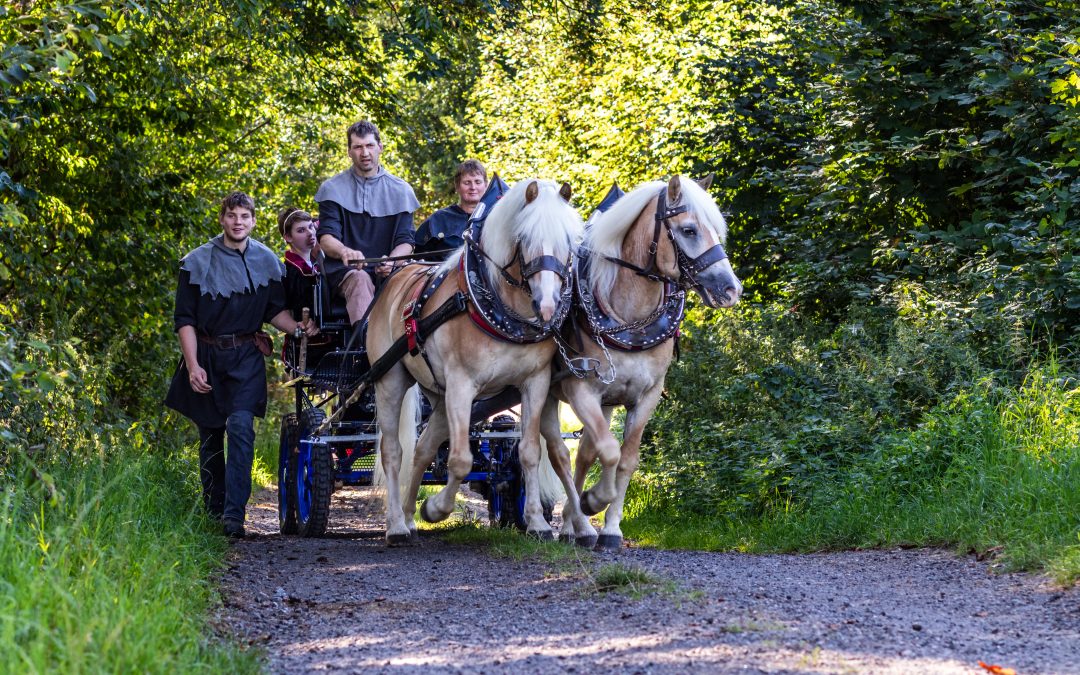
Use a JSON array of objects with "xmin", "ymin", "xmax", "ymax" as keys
[
  {"xmin": 671, "ymin": 217, "xmax": 743, "ymax": 309},
  {"xmin": 529, "ymin": 242, "xmax": 561, "ymax": 324}
]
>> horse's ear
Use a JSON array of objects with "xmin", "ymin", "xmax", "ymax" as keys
[
  {"xmin": 666, "ymin": 175, "xmax": 682, "ymax": 205},
  {"xmin": 525, "ymin": 180, "xmax": 539, "ymax": 204},
  {"xmin": 559, "ymin": 182, "xmax": 572, "ymax": 203},
  {"xmin": 696, "ymin": 173, "xmax": 714, "ymax": 191}
]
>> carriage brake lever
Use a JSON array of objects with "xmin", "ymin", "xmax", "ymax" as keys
[{"xmin": 298, "ymin": 307, "xmax": 310, "ymax": 373}]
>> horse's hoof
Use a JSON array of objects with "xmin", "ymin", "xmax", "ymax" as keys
[
  {"xmin": 386, "ymin": 532, "xmax": 413, "ymax": 547},
  {"xmin": 526, "ymin": 529, "xmax": 555, "ymax": 541},
  {"xmin": 420, "ymin": 498, "xmax": 446, "ymax": 523},
  {"xmin": 580, "ymin": 492, "xmax": 603, "ymax": 517},
  {"xmin": 409, "ymin": 528, "xmax": 419, "ymax": 542},
  {"xmin": 557, "ymin": 533, "xmax": 574, "ymax": 544},
  {"xmin": 595, "ymin": 534, "xmax": 623, "ymax": 551},
  {"xmin": 574, "ymin": 534, "xmax": 598, "ymax": 549}
]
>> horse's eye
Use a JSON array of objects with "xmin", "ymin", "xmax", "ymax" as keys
[{"xmin": 681, "ymin": 227, "xmax": 697, "ymax": 238}]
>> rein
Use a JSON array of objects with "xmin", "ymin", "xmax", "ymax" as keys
[{"xmin": 344, "ymin": 248, "xmax": 457, "ymax": 268}]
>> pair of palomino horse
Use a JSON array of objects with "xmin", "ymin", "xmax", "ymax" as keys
[{"xmin": 365, "ymin": 175, "xmax": 743, "ymax": 549}]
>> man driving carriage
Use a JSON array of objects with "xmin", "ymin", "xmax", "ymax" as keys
[
  {"xmin": 165, "ymin": 191, "xmax": 317, "ymax": 538},
  {"xmin": 314, "ymin": 120, "xmax": 419, "ymax": 326}
]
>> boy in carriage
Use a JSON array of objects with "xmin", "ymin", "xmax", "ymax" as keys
[
  {"xmin": 278, "ymin": 207, "xmax": 334, "ymax": 364},
  {"xmin": 413, "ymin": 159, "xmax": 488, "ymax": 262}
]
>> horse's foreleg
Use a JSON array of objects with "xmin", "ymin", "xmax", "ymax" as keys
[
  {"xmin": 596, "ymin": 391, "xmax": 660, "ymax": 551},
  {"xmin": 374, "ymin": 367, "xmax": 415, "ymax": 546},
  {"xmin": 569, "ymin": 393, "xmax": 621, "ymax": 518},
  {"xmin": 420, "ymin": 382, "xmax": 475, "ymax": 523},
  {"xmin": 540, "ymin": 398, "xmax": 595, "ymax": 547},
  {"xmin": 517, "ymin": 374, "xmax": 554, "ymax": 539},
  {"xmin": 404, "ymin": 399, "xmax": 447, "ymax": 532}
]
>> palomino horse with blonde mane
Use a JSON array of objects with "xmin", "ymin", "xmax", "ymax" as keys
[
  {"xmin": 541, "ymin": 175, "xmax": 743, "ymax": 549},
  {"xmin": 366, "ymin": 178, "xmax": 592, "ymax": 544}
]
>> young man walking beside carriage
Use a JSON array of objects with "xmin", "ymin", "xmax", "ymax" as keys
[
  {"xmin": 314, "ymin": 120, "xmax": 418, "ymax": 326},
  {"xmin": 165, "ymin": 192, "xmax": 317, "ymax": 538}
]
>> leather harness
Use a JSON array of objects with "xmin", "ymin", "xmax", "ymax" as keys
[
  {"xmin": 570, "ymin": 187, "xmax": 729, "ymax": 355},
  {"xmin": 361, "ymin": 235, "xmax": 575, "ymax": 390}
]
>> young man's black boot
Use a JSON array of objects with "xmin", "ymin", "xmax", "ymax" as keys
[{"xmin": 223, "ymin": 518, "xmax": 246, "ymax": 539}]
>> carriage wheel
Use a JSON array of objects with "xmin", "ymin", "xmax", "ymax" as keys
[
  {"xmin": 278, "ymin": 413, "xmax": 299, "ymax": 535},
  {"xmin": 489, "ymin": 475, "xmax": 525, "ymax": 530},
  {"xmin": 296, "ymin": 409, "xmax": 331, "ymax": 537},
  {"xmin": 487, "ymin": 472, "xmax": 555, "ymax": 530}
]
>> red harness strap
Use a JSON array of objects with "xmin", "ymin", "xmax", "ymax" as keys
[{"xmin": 400, "ymin": 270, "xmax": 431, "ymax": 356}]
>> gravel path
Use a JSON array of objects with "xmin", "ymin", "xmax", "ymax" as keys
[{"xmin": 217, "ymin": 486, "xmax": 1079, "ymax": 674}]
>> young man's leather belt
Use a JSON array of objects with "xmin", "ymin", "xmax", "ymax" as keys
[{"xmin": 197, "ymin": 332, "xmax": 256, "ymax": 349}]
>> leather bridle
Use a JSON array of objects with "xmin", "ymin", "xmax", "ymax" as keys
[{"xmin": 601, "ymin": 187, "xmax": 728, "ymax": 296}]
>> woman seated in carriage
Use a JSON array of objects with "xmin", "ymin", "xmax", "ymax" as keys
[{"xmin": 413, "ymin": 159, "xmax": 488, "ymax": 262}]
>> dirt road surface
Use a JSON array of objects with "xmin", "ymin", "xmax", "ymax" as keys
[{"xmin": 217, "ymin": 487, "xmax": 1079, "ymax": 674}]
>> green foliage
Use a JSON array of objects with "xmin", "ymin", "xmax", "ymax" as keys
[
  {"xmin": 0, "ymin": 0, "xmax": 502, "ymax": 422},
  {"xmin": 0, "ymin": 322, "xmax": 160, "ymax": 471},
  {"xmin": 450, "ymin": 0, "xmax": 1079, "ymax": 344},
  {"xmin": 744, "ymin": 0, "xmax": 1080, "ymax": 337},
  {"xmin": 1, "ymin": 320, "xmax": 256, "ymax": 670},
  {"xmin": 634, "ymin": 286, "xmax": 1022, "ymax": 518}
]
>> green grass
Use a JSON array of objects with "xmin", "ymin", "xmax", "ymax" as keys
[
  {"xmin": 0, "ymin": 449, "xmax": 259, "ymax": 674},
  {"xmin": 623, "ymin": 363, "xmax": 1080, "ymax": 585},
  {"xmin": 587, "ymin": 563, "xmax": 674, "ymax": 598}
]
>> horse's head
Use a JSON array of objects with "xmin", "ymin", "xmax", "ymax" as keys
[
  {"xmin": 482, "ymin": 178, "xmax": 583, "ymax": 328},
  {"xmin": 659, "ymin": 175, "xmax": 742, "ymax": 309},
  {"xmin": 519, "ymin": 180, "xmax": 579, "ymax": 325}
]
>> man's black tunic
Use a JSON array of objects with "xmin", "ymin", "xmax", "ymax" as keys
[
  {"xmin": 164, "ymin": 236, "xmax": 286, "ymax": 428},
  {"xmin": 315, "ymin": 167, "xmax": 417, "ymax": 289}
]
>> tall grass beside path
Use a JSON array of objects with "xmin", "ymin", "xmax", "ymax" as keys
[
  {"xmin": 0, "ymin": 449, "xmax": 259, "ymax": 673},
  {"xmin": 1, "ymin": 327, "xmax": 257, "ymax": 672},
  {"xmin": 624, "ymin": 362, "xmax": 1080, "ymax": 584}
]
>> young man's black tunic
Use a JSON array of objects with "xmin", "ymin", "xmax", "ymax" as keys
[{"xmin": 164, "ymin": 237, "xmax": 286, "ymax": 428}]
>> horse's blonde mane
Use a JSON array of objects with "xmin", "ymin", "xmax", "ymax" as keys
[
  {"xmin": 586, "ymin": 176, "xmax": 727, "ymax": 299},
  {"xmin": 439, "ymin": 179, "xmax": 583, "ymax": 280}
]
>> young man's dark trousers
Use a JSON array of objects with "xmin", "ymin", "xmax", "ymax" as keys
[{"xmin": 197, "ymin": 410, "xmax": 256, "ymax": 522}]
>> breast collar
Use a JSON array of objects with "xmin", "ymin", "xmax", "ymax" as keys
[
  {"xmin": 574, "ymin": 246, "xmax": 685, "ymax": 352},
  {"xmin": 461, "ymin": 237, "xmax": 573, "ymax": 344}
]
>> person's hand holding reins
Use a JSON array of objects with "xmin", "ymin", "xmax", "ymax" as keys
[
  {"xmin": 340, "ymin": 246, "xmax": 365, "ymax": 267},
  {"xmin": 375, "ymin": 255, "xmax": 396, "ymax": 278}
]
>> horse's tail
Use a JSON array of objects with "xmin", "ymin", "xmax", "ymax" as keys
[
  {"xmin": 373, "ymin": 384, "xmax": 420, "ymax": 492},
  {"xmin": 538, "ymin": 434, "xmax": 565, "ymax": 505}
]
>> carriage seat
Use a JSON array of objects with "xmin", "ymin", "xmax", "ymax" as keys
[{"xmin": 314, "ymin": 268, "xmax": 352, "ymax": 332}]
